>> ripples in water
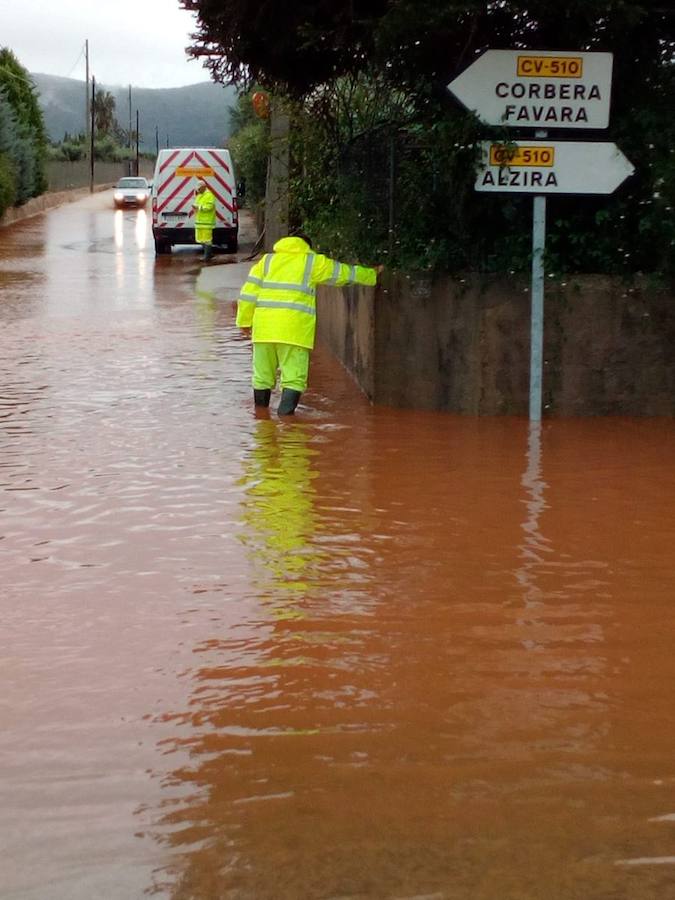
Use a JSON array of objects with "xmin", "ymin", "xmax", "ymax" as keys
[{"xmin": 2, "ymin": 198, "xmax": 675, "ymax": 899}]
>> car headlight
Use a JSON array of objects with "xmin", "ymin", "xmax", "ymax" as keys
[
  {"xmin": 136, "ymin": 193, "xmax": 146, "ymax": 201},
  {"xmin": 114, "ymin": 191, "xmax": 124, "ymax": 200}
]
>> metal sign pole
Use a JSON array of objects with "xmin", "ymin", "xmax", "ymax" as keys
[
  {"xmin": 529, "ymin": 193, "xmax": 546, "ymax": 421},
  {"xmin": 447, "ymin": 49, "xmax": 633, "ymax": 419}
]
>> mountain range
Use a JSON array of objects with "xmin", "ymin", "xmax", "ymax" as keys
[{"xmin": 31, "ymin": 73, "xmax": 238, "ymax": 151}]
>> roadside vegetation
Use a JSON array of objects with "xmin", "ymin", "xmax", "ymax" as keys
[
  {"xmin": 227, "ymin": 89, "xmax": 269, "ymax": 211},
  {"xmin": 191, "ymin": 1, "xmax": 675, "ymax": 279},
  {"xmin": 47, "ymin": 87, "xmax": 150, "ymax": 165},
  {"xmin": 0, "ymin": 49, "xmax": 151, "ymax": 218},
  {"xmin": 0, "ymin": 48, "xmax": 47, "ymax": 215}
]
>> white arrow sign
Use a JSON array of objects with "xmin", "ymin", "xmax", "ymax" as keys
[
  {"xmin": 448, "ymin": 50, "xmax": 613, "ymax": 129},
  {"xmin": 475, "ymin": 141, "xmax": 634, "ymax": 194}
]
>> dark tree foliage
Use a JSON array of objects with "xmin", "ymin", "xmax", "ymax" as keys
[
  {"xmin": 0, "ymin": 49, "xmax": 47, "ymax": 141},
  {"xmin": 182, "ymin": 1, "xmax": 673, "ymax": 98},
  {"xmin": 0, "ymin": 91, "xmax": 19, "ymax": 212},
  {"xmin": 187, "ymin": 2, "xmax": 675, "ymax": 275},
  {"xmin": 0, "ymin": 48, "xmax": 48, "ymax": 199},
  {"xmin": 94, "ymin": 88, "xmax": 117, "ymax": 136},
  {"xmin": 182, "ymin": 0, "xmax": 390, "ymax": 96}
]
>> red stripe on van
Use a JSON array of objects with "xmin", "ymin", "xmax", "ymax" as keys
[
  {"xmin": 159, "ymin": 172, "xmax": 176, "ymax": 195},
  {"xmin": 196, "ymin": 164, "xmax": 233, "ymax": 198},
  {"xmin": 159, "ymin": 149, "xmax": 181, "ymax": 173},
  {"xmin": 159, "ymin": 149, "xmax": 198, "ymax": 187},
  {"xmin": 157, "ymin": 176, "xmax": 191, "ymax": 214},
  {"xmin": 173, "ymin": 191, "xmax": 194, "ymax": 214},
  {"xmin": 194, "ymin": 149, "xmax": 231, "ymax": 179}
]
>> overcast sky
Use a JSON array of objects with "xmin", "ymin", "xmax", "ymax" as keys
[{"xmin": 0, "ymin": 0, "xmax": 214, "ymax": 89}]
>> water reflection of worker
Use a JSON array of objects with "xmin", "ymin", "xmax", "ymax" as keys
[
  {"xmin": 193, "ymin": 288, "xmax": 219, "ymax": 341},
  {"xmin": 142, "ymin": 422, "xmax": 323, "ymax": 894},
  {"xmin": 238, "ymin": 419, "xmax": 321, "ymax": 618}
]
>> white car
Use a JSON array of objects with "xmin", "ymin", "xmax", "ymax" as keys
[{"xmin": 113, "ymin": 177, "xmax": 151, "ymax": 209}]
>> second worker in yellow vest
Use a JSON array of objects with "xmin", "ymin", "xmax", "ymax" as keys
[
  {"xmin": 236, "ymin": 234, "xmax": 381, "ymax": 415},
  {"xmin": 192, "ymin": 180, "xmax": 217, "ymax": 261}
]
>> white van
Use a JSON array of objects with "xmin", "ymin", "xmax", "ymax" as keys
[{"xmin": 151, "ymin": 147, "xmax": 239, "ymax": 255}]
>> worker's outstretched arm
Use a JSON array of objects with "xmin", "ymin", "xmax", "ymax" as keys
[{"xmin": 312, "ymin": 254, "xmax": 379, "ymax": 288}]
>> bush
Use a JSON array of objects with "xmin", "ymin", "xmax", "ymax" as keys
[
  {"xmin": 0, "ymin": 152, "xmax": 17, "ymax": 214},
  {"xmin": 229, "ymin": 121, "xmax": 268, "ymax": 207},
  {"xmin": 290, "ymin": 73, "xmax": 675, "ymax": 279},
  {"xmin": 0, "ymin": 50, "xmax": 47, "ymax": 198},
  {"xmin": 12, "ymin": 128, "xmax": 39, "ymax": 204},
  {"xmin": 227, "ymin": 88, "xmax": 270, "ymax": 211},
  {"xmin": 48, "ymin": 140, "xmax": 86, "ymax": 162}
]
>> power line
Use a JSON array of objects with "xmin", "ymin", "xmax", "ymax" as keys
[
  {"xmin": 0, "ymin": 42, "xmax": 87, "ymax": 87},
  {"xmin": 0, "ymin": 64, "xmax": 36, "ymax": 86},
  {"xmin": 64, "ymin": 43, "xmax": 86, "ymax": 79}
]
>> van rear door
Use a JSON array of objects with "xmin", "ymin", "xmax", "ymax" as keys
[{"xmin": 152, "ymin": 148, "xmax": 238, "ymax": 254}]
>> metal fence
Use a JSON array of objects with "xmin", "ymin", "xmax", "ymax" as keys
[
  {"xmin": 304, "ymin": 129, "xmax": 458, "ymax": 268},
  {"xmin": 46, "ymin": 159, "xmax": 155, "ymax": 192}
]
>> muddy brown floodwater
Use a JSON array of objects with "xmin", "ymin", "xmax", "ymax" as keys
[{"xmin": 1, "ymin": 192, "xmax": 675, "ymax": 900}]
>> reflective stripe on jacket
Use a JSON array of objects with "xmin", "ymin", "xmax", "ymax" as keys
[{"xmin": 235, "ymin": 236, "xmax": 377, "ymax": 349}]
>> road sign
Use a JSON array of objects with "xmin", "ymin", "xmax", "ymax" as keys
[
  {"xmin": 475, "ymin": 140, "xmax": 634, "ymax": 194},
  {"xmin": 448, "ymin": 50, "xmax": 613, "ymax": 129}
]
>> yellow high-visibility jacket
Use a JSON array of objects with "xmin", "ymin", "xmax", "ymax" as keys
[
  {"xmin": 193, "ymin": 189, "xmax": 216, "ymax": 243},
  {"xmin": 236, "ymin": 236, "xmax": 377, "ymax": 349}
]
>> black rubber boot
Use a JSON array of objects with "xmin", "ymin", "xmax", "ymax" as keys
[
  {"xmin": 254, "ymin": 389, "xmax": 271, "ymax": 407},
  {"xmin": 277, "ymin": 389, "xmax": 302, "ymax": 416}
]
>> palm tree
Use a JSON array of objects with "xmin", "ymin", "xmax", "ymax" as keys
[{"xmin": 94, "ymin": 89, "xmax": 116, "ymax": 135}]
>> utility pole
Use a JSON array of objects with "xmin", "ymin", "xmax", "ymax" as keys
[
  {"xmin": 89, "ymin": 75, "xmax": 95, "ymax": 193},
  {"xmin": 264, "ymin": 98, "xmax": 290, "ymax": 250},
  {"xmin": 135, "ymin": 109, "xmax": 140, "ymax": 176},
  {"xmin": 128, "ymin": 86, "xmax": 132, "ymax": 176},
  {"xmin": 84, "ymin": 40, "xmax": 90, "ymax": 138},
  {"xmin": 155, "ymin": 124, "xmax": 159, "ymax": 157}
]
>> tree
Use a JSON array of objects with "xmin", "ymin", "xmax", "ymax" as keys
[
  {"xmin": 0, "ymin": 49, "xmax": 47, "ymax": 202},
  {"xmin": 181, "ymin": 2, "xmax": 674, "ymax": 99},
  {"xmin": 0, "ymin": 90, "xmax": 18, "ymax": 212},
  {"xmin": 227, "ymin": 90, "xmax": 269, "ymax": 207},
  {"xmin": 94, "ymin": 88, "xmax": 117, "ymax": 136},
  {"xmin": 181, "ymin": 0, "xmax": 388, "ymax": 96},
  {"xmin": 182, "ymin": 2, "xmax": 675, "ymax": 276},
  {"xmin": 0, "ymin": 48, "xmax": 47, "ymax": 142}
]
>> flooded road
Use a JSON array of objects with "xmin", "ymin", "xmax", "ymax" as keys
[{"xmin": 1, "ymin": 191, "xmax": 675, "ymax": 899}]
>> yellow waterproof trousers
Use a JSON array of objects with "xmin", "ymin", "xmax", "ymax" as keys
[{"xmin": 253, "ymin": 343, "xmax": 310, "ymax": 393}]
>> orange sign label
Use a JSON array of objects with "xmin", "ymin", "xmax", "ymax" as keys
[
  {"xmin": 517, "ymin": 56, "xmax": 583, "ymax": 78},
  {"xmin": 490, "ymin": 145, "xmax": 555, "ymax": 167},
  {"xmin": 175, "ymin": 166, "xmax": 214, "ymax": 177}
]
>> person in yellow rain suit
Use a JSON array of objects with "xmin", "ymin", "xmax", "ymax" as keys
[
  {"xmin": 236, "ymin": 233, "xmax": 381, "ymax": 415},
  {"xmin": 192, "ymin": 179, "xmax": 216, "ymax": 261}
]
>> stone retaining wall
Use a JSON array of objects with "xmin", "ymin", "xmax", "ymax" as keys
[
  {"xmin": 1, "ymin": 159, "xmax": 155, "ymax": 228},
  {"xmin": 317, "ymin": 273, "xmax": 675, "ymax": 416},
  {"xmin": 0, "ymin": 184, "xmax": 112, "ymax": 228}
]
